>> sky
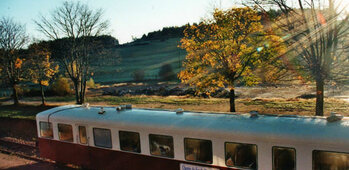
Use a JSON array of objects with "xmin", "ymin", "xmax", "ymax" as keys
[{"xmin": 0, "ymin": 0, "xmax": 238, "ymax": 44}]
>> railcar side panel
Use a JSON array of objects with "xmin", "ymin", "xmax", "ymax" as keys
[
  {"xmin": 39, "ymin": 137, "xmax": 233, "ymax": 170},
  {"xmin": 38, "ymin": 138, "xmax": 90, "ymax": 167}
]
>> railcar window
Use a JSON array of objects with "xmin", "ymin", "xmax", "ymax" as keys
[
  {"xmin": 119, "ymin": 131, "xmax": 141, "ymax": 153},
  {"xmin": 39, "ymin": 121, "xmax": 53, "ymax": 138},
  {"xmin": 93, "ymin": 128, "xmax": 112, "ymax": 148},
  {"xmin": 225, "ymin": 142, "xmax": 257, "ymax": 169},
  {"xmin": 184, "ymin": 138, "xmax": 212, "ymax": 164},
  {"xmin": 79, "ymin": 126, "xmax": 87, "ymax": 144},
  {"xmin": 58, "ymin": 124, "xmax": 73, "ymax": 142},
  {"xmin": 273, "ymin": 146, "xmax": 296, "ymax": 170},
  {"xmin": 149, "ymin": 134, "xmax": 174, "ymax": 158},
  {"xmin": 313, "ymin": 150, "xmax": 349, "ymax": 170}
]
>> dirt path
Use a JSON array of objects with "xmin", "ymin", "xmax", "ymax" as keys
[{"xmin": 0, "ymin": 152, "xmax": 60, "ymax": 170}]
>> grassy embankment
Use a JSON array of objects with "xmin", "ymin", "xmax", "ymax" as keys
[
  {"xmin": 1, "ymin": 96, "xmax": 348, "ymax": 120},
  {"xmin": 93, "ymin": 38, "xmax": 186, "ymax": 83}
]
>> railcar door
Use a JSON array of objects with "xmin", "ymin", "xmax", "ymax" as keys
[
  {"xmin": 77, "ymin": 125, "xmax": 89, "ymax": 145},
  {"xmin": 73, "ymin": 124, "xmax": 91, "ymax": 167}
]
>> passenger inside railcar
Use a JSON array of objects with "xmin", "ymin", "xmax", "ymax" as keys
[
  {"xmin": 149, "ymin": 134, "xmax": 174, "ymax": 158},
  {"xmin": 119, "ymin": 131, "xmax": 141, "ymax": 153},
  {"xmin": 225, "ymin": 142, "xmax": 257, "ymax": 169}
]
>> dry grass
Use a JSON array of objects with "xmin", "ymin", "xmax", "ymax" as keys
[
  {"xmin": 2, "ymin": 95, "xmax": 347, "ymax": 119},
  {"xmin": 1, "ymin": 84, "xmax": 348, "ymax": 118}
]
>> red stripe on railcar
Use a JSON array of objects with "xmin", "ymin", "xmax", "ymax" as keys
[{"xmin": 38, "ymin": 138, "xmax": 234, "ymax": 170}]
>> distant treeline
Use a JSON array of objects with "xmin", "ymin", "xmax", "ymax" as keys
[
  {"xmin": 130, "ymin": 10, "xmax": 282, "ymax": 44},
  {"xmin": 134, "ymin": 25, "xmax": 188, "ymax": 42}
]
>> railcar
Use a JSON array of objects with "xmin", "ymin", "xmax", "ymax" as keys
[{"xmin": 36, "ymin": 105, "xmax": 349, "ymax": 170}]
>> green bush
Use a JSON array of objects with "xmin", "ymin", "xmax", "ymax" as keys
[
  {"xmin": 132, "ymin": 70, "xmax": 145, "ymax": 82},
  {"xmin": 86, "ymin": 78, "xmax": 96, "ymax": 88},
  {"xmin": 159, "ymin": 63, "xmax": 176, "ymax": 81},
  {"xmin": 50, "ymin": 76, "xmax": 73, "ymax": 96}
]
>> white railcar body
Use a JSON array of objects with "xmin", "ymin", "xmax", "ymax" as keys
[{"xmin": 36, "ymin": 105, "xmax": 349, "ymax": 170}]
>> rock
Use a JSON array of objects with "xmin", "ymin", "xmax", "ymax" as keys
[
  {"xmin": 155, "ymin": 86, "xmax": 170, "ymax": 96},
  {"xmin": 169, "ymin": 87, "xmax": 186, "ymax": 96},
  {"xmin": 296, "ymin": 93, "xmax": 316, "ymax": 99},
  {"xmin": 184, "ymin": 88, "xmax": 196, "ymax": 96}
]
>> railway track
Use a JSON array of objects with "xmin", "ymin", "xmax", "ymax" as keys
[
  {"xmin": 0, "ymin": 137, "xmax": 46, "ymax": 162},
  {"xmin": 0, "ymin": 137, "xmax": 76, "ymax": 169}
]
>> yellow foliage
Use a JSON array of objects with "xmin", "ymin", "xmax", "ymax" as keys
[
  {"xmin": 179, "ymin": 7, "xmax": 286, "ymax": 93},
  {"xmin": 28, "ymin": 43, "xmax": 59, "ymax": 87},
  {"xmin": 40, "ymin": 80, "xmax": 49, "ymax": 86},
  {"xmin": 15, "ymin": 58, "xmax": 23, "ymax": 69}
]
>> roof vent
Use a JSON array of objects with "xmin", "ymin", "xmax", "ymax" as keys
[
  {"xmin": 126, "ymin": 104, "xmax": 132, "ymax": 109},
  {"xmin": 98, "ymin": 107, "xmax": 105, "ymax": 114},
  {"xmin": 249, "ymin": 111, "xmax": 259, "ymax": 118},
  {"xmin": 327, "ymin": 112, "xmax": 343, "ymax": 122},
  {"xmin": 116, "ymin": 104, "xmax": 132, "ymax": 112},
  {"xmin": 116, "ymin": 106, "xmax": 123, "ymax": 111},
  {"xmin": 82, "ymin": 103, "xmax": 90, "ymax": 109},
  {"xmin": 175, "ymin": 108, "xmax": 184, "ymax": 114}
]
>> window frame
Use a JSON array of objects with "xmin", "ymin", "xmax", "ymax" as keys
[
  {"xmin": 224, "ymin": 141, "xmax": 258, "ymax": 169},
  {"xmin": 148, "ymin": 134, "xmax": 174, "ymax": 158},
  {"xmin": 57, "ymin": 123, "xmax": 74, "ymax": 142},
  {"xmin": 272, "ymin": 146, "xmax": 296, "ymax": 170},
  {"xmin": 39, "ymin": 121, "xmax": 53, "ymax": 139},
  {"xmin": 119, "ymin": 130, "xmax": 141, "ymax": 153},
  {"xmin": 78, "ymin": 125, "xmax": 88, "ymax": 145},
  {"xmin": 93, "ymin": 128, "xmax": 112, "ymax": 148},
  {"xmin": 312, "ymin": 150, "xmax": 349, "ymax": 170},
  {"xmin": 183, "ymin": 137, "xmax": 213, "ymax": 164}
]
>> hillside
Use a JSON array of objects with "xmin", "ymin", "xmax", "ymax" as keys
[{"xmin": 91, "ymin": 38, "xmax": 186, "ymax": 84}]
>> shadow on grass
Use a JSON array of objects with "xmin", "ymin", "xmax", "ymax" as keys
[{"xmin": 0, "ymin": 104, "xmax": 57, "ymax": 120}]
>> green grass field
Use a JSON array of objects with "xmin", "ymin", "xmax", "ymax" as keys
[{"xmin": 92, "ymin": 38, "xmax": 186, "ymax": 83}]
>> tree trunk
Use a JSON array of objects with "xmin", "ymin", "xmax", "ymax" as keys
[
  {"xmin": 315, "ymin": 79, "xmax": 324, "ymax": 116},
  {"xmin": 80, "ymin": 78, "xmax": 86, "ymax": 104},
  {"xmin": 73, "ymin": 80, "xmax": 81, "ymax": 104},
  {"xmin": 229, "ymin": 88, "xmax": 236, "ymax": 112},
  {"xmin": 40, "ymin": 83, "xmax": 46, "ymax": 106},
  {"xmin": 12, "ymin": 84, "xmax": 19, "ymax": 105}
]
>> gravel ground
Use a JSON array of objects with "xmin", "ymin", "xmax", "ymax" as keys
[
  {"xmin": 0, "ymin": 152, "xmax": 60, "ymax": 170},
  {"xmin": 0, "ymin": 136, "xmax": 75, "ymax": 170}
]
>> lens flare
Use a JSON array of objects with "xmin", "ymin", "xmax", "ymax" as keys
[{"xmin": 256, "ymin": 47, "xmax": 263, "ymax": 52}]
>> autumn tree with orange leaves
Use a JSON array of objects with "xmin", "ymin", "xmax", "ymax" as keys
[
  {"xmin": 179, "ymin": 7, "xmax": 286, "ymax": 112},
  {"xmin": 0, "ymin": 17, "xmax": 28, "ymax": 105},
  {"xmin": 28, "ymin": 43, "xmax": 59, "ymax": 106}
]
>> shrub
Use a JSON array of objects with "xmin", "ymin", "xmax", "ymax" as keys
[
  {"xmin": 159, "ymin": 63, "xmax": 176, "ymax": 81},
  {"xmin": 86, "ymin": 78, "xmax": 96, "ymax": 88},
  {"xmin": 14, "ymin": 85, "xmax": 24, "ymax": 98},
  {"xmin": 22, "ymin": 87, "xmax": 41, "ymax": 97},
  {"xmin": 132, "ymin": 70, "xmax": 145, "ymax": 82},
  {"xmin": 50, "ymin": 76, "xmax": 72, "ymax": 96}
]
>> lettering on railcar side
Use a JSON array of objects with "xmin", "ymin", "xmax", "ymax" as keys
[{"xmin": 180, "ymin": 163, "xmax": 219, "ymax": 170}]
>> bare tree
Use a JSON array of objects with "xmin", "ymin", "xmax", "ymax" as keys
[
  {"xmin": 0, "ymin": 17, "xmax": 28, "ymax": 105},
  {"xmin": 249, "ymin": 0, "xmax": 349, "ymax": 116},
  {"xmin": 35, "ymin": 1, "xmax": 109, "ymax": 104}
]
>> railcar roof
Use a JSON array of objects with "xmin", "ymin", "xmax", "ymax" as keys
[{"xmin": 36, "ymin": 105, "xmax": 349, "ymax": 144}]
